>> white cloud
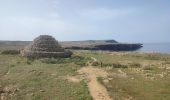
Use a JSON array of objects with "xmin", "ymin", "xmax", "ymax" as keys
[{"xmin": 79, "ymin": 8, "xmax": 134, "ymax": 20}]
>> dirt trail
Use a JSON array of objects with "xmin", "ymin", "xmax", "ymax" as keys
[
  {"xmin": 75, "ymin": 56, "xmax": 112, "ymax": 100},
  {"xmin": 66, "ymin": 57, "xmax": 112, "ymax": 100},
  {"xmin": 78, "ymin": 66, "xmax": 112, "ymax": 100},
  {"xmin": 90, "ymin": 57, "xmax": 97, "ymax": 62}
]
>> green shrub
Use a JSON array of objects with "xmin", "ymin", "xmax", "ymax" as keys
[
  {"xmin": 91, "ymin": 61, "xmax": 100, "ymax": 66},
  {"xmin": 1, "ymin": 50, "xmax": 20, "ymax": 55},
  {"xmin": 162, "ymin": 61, "xmax": 170, "ymax": 65},
  {"xmin": 9, "ymin": 64, "xmax": 15, "ymax": 67},
  {"xmin": 112, "ymin": 63, "xmax": 128, "ymax": 68},
  {"xmin": 144, "ymin": 54, "xmax": 160, "ymax": 60},
  {"xmin": 103, "ymin": 63, "xmax": 128, "ymax": 68},
  {"xmin": 17, "ymin": 61, "xmax": 21, "ymax": 64},
  {"xmin": 40, "ymin": 55, "xmax": 90, "ymax": 66},
  {"xmin": 40, "ymin": 58, "xmax": 58, "ymax": 64},
  {"xmin": 26, "ymin": 58, "xmax": 35, "ymax": 65},
  {"xmin": 143, "ymin": 66, "xmax": 153, "ymax": 70},
  {"xmin": 129, "ymin": 63, "xmax": 141, "ymax": 68},
  {"xmin": 26, "ymin": 60, "xmax": 32, "ymax": 65}
]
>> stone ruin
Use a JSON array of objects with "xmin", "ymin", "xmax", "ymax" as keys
[{"xmin": 21, "ymin": 35, "xmax": 72, "ymax": 58}]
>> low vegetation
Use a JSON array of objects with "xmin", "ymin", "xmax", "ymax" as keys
[
  {"xmin": 0, "ymin": 49, "xmax": 170, "ymax": 100},
  {"xmin": 40, "ymin": 55, "xmax": 89, "ymax": 66},
  {"xmin": 1, "ymin": 50, "xmax": 20, "ymax": 55},
  {"xmin": 78, "ymin": 51, "xmax": 170, "ymax": 100},
  {"xmin": 0, "ymin": 53, "xmax": 92, "ymax": 100}
]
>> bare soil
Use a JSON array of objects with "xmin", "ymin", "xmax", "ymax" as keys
[{"xmin": 78, "ymin": 66, "xmax": 112, "ymax": 100}]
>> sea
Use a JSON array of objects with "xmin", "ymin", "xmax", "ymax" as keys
[{"xmin": 137, "ymin": 43, "xmax": 170, "ymax": 54}]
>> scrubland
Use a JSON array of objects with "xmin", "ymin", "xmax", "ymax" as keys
[{"xmin": 0, "ymin": 49, "xmax": 170, "ymax": 100}]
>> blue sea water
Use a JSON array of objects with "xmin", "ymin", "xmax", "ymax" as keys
[{"xmin": 138, "ymin": 43, "xmax": 170, "ymax": 54}]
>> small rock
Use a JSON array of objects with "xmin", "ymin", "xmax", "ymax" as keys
[
  {"xmin": 1, "ymin": 93, "xmax": 7, "ymax": 100},
  {"xmin": 108, "ymin": 78, "xmax": 113, "ymax": 81},
  {"xmin": 103, "ymin": 79, "xmax": 109, "ymax": 83},
  {"xmin": 40, "ymin": 90, "xmax": 45, "ymax": 92},
  {"xmin": 37, "ymin": 71, "xmax": 43, "ymax": 76}
]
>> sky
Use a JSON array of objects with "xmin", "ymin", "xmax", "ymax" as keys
[{"xmin": 0, "ymin": 0, "xmax": 170, "ymax": 43}]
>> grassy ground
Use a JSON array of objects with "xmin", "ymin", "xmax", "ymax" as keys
[
  {"xmin": 78, "ymin": 51, "xmax": 170, "ymax": 100},
  {"xmin": 1, "ymin": 50, "xmax": 170, "ymax": 100},
  {"xmin": 0, "ymin": 54, "xmax": 92, "ymax": 100}
]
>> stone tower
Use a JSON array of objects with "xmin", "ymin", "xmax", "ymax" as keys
[{"xmin": 21, "ymin": 35, "xmax": 72, "ymax": 58}]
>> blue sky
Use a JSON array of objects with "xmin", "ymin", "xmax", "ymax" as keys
[{"xmin": 0, "ymin": 0, "xmax": 170, "ymax": 43}]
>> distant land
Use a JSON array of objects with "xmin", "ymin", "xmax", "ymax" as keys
[
  {"xmin": 61, "ymin": 40, "xmax": 142, "ymax": 51},
  {"xmin": 0, "ymin": 40, "xmax": 142, "ymax": 51}
]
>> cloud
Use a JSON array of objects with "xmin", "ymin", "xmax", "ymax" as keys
[{"xmin": 79, "ymin": 8, "xmax": 134, "ymax": 20}]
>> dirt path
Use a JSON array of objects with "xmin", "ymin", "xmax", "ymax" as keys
[
  {"xmin": 66, "ymin": 57, "xmax": 112, "ymax": 100},
  {"xmin": 78, "ymin": 66, "xmax": 112, "ymax": 100},
  {"xmin": 90, "ymin": 57, "xmax": 97, "ymax": 62}
]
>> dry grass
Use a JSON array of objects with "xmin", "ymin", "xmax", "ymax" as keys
[
  {"xmin": 0, "ymin": 54, "xmax": 92, "ymax": 100},
  {"xmin": 78, "ymin": 51, "xmax": 170, "ymax": 100},
  {"xmin": 1, "ymin": 46, "xmax": 170, "ymax": 100}
]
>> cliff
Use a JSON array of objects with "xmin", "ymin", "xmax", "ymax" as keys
[
  {"xmin": 0, "ymin": 40, "xmax": 143, "ymax": 51},
  {"xmin": 61, "ymin": 40, "xmax": 142, "ymax": 51}
]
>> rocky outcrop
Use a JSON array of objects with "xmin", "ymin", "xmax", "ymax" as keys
[
  {"xmin": 64, "ymin": 43, "xmax": 143, "ymax": 51},
  {"xmin": 94, "ymin": 43, "xmax": 143, "ymax": 51}
]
